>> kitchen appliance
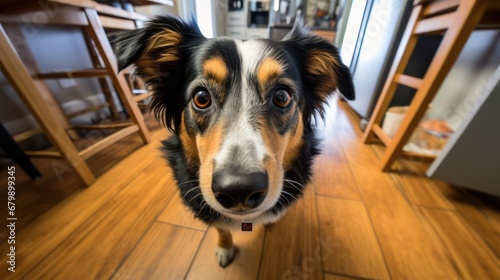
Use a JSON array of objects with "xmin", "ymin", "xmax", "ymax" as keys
[
  {"xmin": 249, "ymin": 1, "xmax": 270, "ymax": 27},
  {"xmin": 269, "ymin": 0, "xmax": 341, "ymax": 40},
  {"xmin": 229, "ymin": 0, "xmax": 244, "ymax": 11}
]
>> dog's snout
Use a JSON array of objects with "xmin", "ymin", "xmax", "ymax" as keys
[{"xmin": 212, "ymin": 171, "xmax": 268, "ymax": 210}]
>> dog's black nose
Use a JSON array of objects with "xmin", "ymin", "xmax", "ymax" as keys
[{"xmin": 211, "ymin": 171, "xmax": 268, "ymax": 210}]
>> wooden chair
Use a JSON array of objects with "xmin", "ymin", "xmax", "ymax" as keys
[
  {"xmin": 362, "ymin": 0, "xmax": 500, "ymax": 171},
  {"xmin": 0, "ymin": 2, "xmax": 152, "ymax": 186}
]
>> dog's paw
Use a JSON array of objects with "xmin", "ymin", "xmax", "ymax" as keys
[{"xmin": 216, "ymin": 246, "xmax": 235, "ymax": 268}]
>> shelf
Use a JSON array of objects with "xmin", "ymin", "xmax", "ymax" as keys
[
  {"xmin": 99, "ymin": 15, "xmax": 136, "ymax": 30},
  {"xmin": 67, "ymin": 103, "xmax": 110, "ymax": 119},
  {"xmin": 35, "ymin": 69, "xmax": 109, "ymax": 80},
  {"xmin": 133, "ymin": 91, "xmax": 153, "ymax": 102},
  {"xmin": 394, "ymin": 74, "xmax": 423, "ymax": 89},
  {"xmin": 25, "ymin": 150, "xmax": 63, "ymax": 159},
  {"xmin": 91, "ymin": 1, "xmax": 147, "ymax": 20},
  {"xmin": 401, "ymin": 151, "xmax": 437, "ymax": 161},
  {"xmin": 79, "ymin": 124, "xmax": 139, "ymax": 160},
  {"xmin": 13, "ymin": 128, "xmax": 44, "ymax": 142},
  {"xmin": 70, "ymin": 123, "xmax": 135, "ymax": 130},
  {"xmin": 130, "ymin": 0, "xmax": 174, "ymax": 6},
  {"xmin": 50, "ymin": 0, "xmax": 147, "ymax": 21},
  {"xmin": 414, "ymin": 12, "xmax": 455, "ymax": 34},
  {"xmin": 0, "ymin": 0, "xmax": 148, "ymax": 21},
  {"xmin": 422, "ymin": 0, "xmax": 459, "ymax": 17}
]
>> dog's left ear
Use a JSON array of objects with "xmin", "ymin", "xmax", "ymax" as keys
[{"xmin": 282, "ymin": 21, "xmax": 355, "ymax": 106}]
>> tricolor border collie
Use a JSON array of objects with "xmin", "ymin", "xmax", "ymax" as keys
[{"xmin": 112, "ymin": 16, "xmax": 354, "ymax": 267}]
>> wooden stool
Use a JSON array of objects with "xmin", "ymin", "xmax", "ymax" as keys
[
  {"xmin": 0, "ymin": 3, "xmax": 151, "ymax": 186},
  {"xmin": 362, "ymin": 0, "xmax": 500, "ymax": 171}
]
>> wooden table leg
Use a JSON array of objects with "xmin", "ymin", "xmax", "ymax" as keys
[
  {"xmin": 84, "ymin": 8, "xmax": 151, "ymax": 145},
  {"xmin": 82, "ymin": 31, "xmax": 120, "ymax": 119}
]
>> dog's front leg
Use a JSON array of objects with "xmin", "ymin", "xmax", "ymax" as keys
[{"xmin": 216, "ymin": 227, "xmax": 235, "ymax": 267}]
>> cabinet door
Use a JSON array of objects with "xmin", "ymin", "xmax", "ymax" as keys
[
  {"xmin": 226, "ymin": 26, "xmax": 246, "ymax": 40},
  {"xmin": 246, "ymin": 28, "xmax": 269, "ymax": 39},
  {"xmin": 227, "ymin": 11, "xmax": 247, "ymax": 26},
  {"xmin": 427, "ymin": 67, "xmax": 500, "ymax": 196}
]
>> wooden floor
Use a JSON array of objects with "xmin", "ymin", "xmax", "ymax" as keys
[{"xmin": 0, "ymin": 98, "xmax": 499, "ymax": 279}]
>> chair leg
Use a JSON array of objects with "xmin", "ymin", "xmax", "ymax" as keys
[
  {"xmin": 379, "ymin": 0, "xmax": 487, "ymax": 171},
  {"xmin": 2, "ymin": 23, "xmax": 80, "ymax": 140},
  {"xmin": 82, "ymin": 32, "xmax": 120, "ymax": 119},
  {"xmin": 0, "ymin": 24, "xmax": 95, "ymax": 186},
  {"xmin": 84, "ymin": 8, "xmax": 151, "ymax": 145},
  {"xmin": 0, "ymin": 123, "xmax": 41, "ymax": 180},
  {"xmin": 362, "ymin": 5, "xmax": 423, "ymax": 144}
]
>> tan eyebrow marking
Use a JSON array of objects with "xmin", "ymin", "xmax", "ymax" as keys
[
  {"xmin": 257, "ymin": 58, "xmax": 284, "ymax": 86},
  {"xmin": 203, "ymin": 56, "xmax": 228, "ymax": 82}
]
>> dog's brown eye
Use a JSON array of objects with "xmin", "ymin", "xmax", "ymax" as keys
[
  {"xmin": 273, "ymin": 89, "xmax": 292, "ymax": 108},
  {"xmin": 193, "ymin": 90, "xmax": 211, "ymax": 109}
]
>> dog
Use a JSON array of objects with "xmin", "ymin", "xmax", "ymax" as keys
[{"xmin": 112, "ymin": 15, "xmax": 354, "ymax": 267}]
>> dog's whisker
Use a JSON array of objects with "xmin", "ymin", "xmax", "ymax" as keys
[
  {"xmin": 185, "ymin": 192, "xmax": 203, "ymax": 205},
  {"xmin": 276, "ymin": 197, "xmax": 286, "ymax": 209},
  {"xmin": 281, "ymin": 190, "xmax": 299, "ymax": 202},
  {"xmin": 283, "ymin": 179, "xmax": 300, "ymax": 191},
  {"xmin": 280, "ymin": 192, "xmax": 292, "ymax": 205},
  {"xmin": 199, "ymin": 201, "xmax": 211, "ymax": 215},
  {"xmin": 182, "ymin": 185, "xmax": 200, "ymax": 197},
  {"xmin": 178, "ymin": 180, "xmax": 200, "ymax": 187},
  {"xmin": 283, "ymin": 179, "xmax": 305, "ymax": 191},
  {"xmin": 284, "ymin": 178, "xmax": 304, "ymax": 187}
]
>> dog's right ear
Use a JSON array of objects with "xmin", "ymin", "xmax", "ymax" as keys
[
  {"xmin": 111, "ymin": 15, "xmax": 205, "ymax": 77},
  {"xmin": 111, "ymin": 16, "xmax": 205, "ymax": 130}
]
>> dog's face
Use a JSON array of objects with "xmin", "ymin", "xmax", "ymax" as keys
[{"xmin": 113, "ymin": 16, "xmax": 354, "ymax": 224}]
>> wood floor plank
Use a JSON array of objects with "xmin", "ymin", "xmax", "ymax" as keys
[
  {"xmin": 258, "ymin": 187, "xmax": 322, "ymax": 280},
  {"xmin": 371, "ymin": 144, "xmax": 456, "ymax": 210},
  {"xmin": 312, "ymin": 148, "xmax": 361, "ymax": 201},
  {"xmin": 431, "ymin": 179, "xmax": 500, "ymax": 258},
  {"xmin": 333, "ymin": 100, "xmax": 460, "ymax": 279},
  {"xmin": 417, "ymin": 207, "xmax": 500, "ymax": 279},
  {"xmin": 23, "ymin": 157, "xmax": 176, "ymax": 279},
  {"xmin": 157, "ymin": 190, "xmax": 209, "ymax": 231},
  {"xmin": 0, "ymin": 135, "xmax": 165, "ymax": 279},
  {"xmin": 313, "ymin": 99, "xmax": 361, "ymax": 200},
  {"xmin": 317, "ymin": 196, "xmax": 390, "ymax": 279},
  {"xmin": 186, "ymin": 225, "xmax": 265, "ymax": 280},
  {"xmin": 383, "ymin": 119, "xmax": 500, "ymax": 259},
  {"xmin": 113, "ymin": 222, "xmax": 204, "ymax": 279},
  {"xmin": 324, "ymin": 272, "xmax": 367, "ymax": 280},
  {"xmin": 0, "ymin": 133, "xmax": 142, "ymax": 236}
]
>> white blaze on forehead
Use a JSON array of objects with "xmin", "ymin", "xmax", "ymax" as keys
[
  {"xmin": 213, "ymin": 39, "xmax": 269, "ymax": 171},
  {"xmin": 238, "ymin": 40, "xmax": 268, "ymax": 84}
]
